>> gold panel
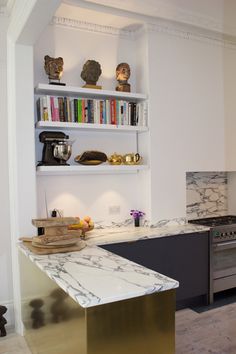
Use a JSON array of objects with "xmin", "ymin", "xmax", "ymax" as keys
[
  {"xmin": 19, "ymin": 252, "xmax": 87, "ymax": 354},
  {"xmin": 19, "ymin": 251, "xmax": 175, "ymax": 354},
  {"xmin": 86, "ymin": 290, "xmax": 175, "ymax": 354}
]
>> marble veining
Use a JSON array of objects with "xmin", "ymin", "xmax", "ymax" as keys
[
  {"xmin": 86, "ymin": 224, "xmax": 209, "ymax": 246},
  {"xmin": 95, "ymin": 217, "xmax": 187, "ymax": 229},
  {"xmin": 19, "ymin": 243, "xmax": 179, "ymax": 308},
  {"xmin": 186, "ymin": 172, "xmax": 228, "ymax": 219}
]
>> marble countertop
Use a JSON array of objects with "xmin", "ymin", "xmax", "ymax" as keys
[
  {"xmin": 86, "ymin": 223, "xmax": 210, "ymax": 246},
  {"xmin": 18, "ymin": 223, "xmax": 209, "ymax": 309},
  {"xmin": 19, "ymin": 242, "xmax": 179, "ymax": 308}
]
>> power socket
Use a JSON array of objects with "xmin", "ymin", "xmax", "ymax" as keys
[
  {"xmin": 109, "ymin": 205, "xmax": 120, "ymax": 215},
  {"xmin": 50, "ymin": 209, "xmax": 64, "ymax": 217}
]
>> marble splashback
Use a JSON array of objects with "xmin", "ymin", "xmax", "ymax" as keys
[
  {"xmin": 95, "ymin": 217, "xmax": 187, "ymax": 229},
  {"xmin": 186, "ymin": 172, "xmax": 228, "ymax": 220}
]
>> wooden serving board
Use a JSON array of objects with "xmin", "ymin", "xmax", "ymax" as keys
[{"xmin": 23, "ymin": 240, "xmax": 86, "ymax": 255}]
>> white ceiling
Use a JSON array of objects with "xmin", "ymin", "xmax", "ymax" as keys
[{"xmin": 61, "ymin": 0, "xmax": 236, "ymax": 36}]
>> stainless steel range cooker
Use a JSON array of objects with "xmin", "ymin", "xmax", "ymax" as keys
[{"xmin": 189, "ymin": 215, "xmax": 236, "ymax": 303}]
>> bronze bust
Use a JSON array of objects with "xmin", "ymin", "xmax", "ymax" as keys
[
  {"xmin": 116, "ymin": 63, "xmax": 131, "ymax": 92},
  {"xmin": 81, "ymin": 60, "xmax": 102, "ymax": 88},
  {"xmin": 44, "ymin": 55, "xmax": 64, "ymax": 85}
]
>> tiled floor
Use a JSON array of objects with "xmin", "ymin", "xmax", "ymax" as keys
[
  {"xmin": 0, "ymin": 332, "xmax": 31, "ymax": 354},
  {"xmin": 1, "ymin": 302, "xmax": 236, "ymax": 354},
  {"xmin": 176, "ymin": 303, "xmax": 236, "ymax": 354}
]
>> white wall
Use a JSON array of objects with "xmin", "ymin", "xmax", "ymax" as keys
[
  {"xmin": 0, "ymin": 16, "xmax": 14, "ymax": 326},
  {"xmin": 147, "ymin": 29, "xmax": 225, "ymax": 221},
  {"xmin": 34, "ymin": 24, "xmax": 137, "ymax": 90},
  {"xmin": 224, "ymin": 45, "xmax": 236, "ymax": 170},
  {"xmin": 34, "ymin": 24, "xmax": 145, "ymax": 222}
]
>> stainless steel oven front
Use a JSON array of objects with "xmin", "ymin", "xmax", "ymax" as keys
[{"xmin": 210, "ymin": 226, "xmax": 236, "ymax": 303}]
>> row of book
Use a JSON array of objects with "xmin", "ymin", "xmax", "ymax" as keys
[{"xmin": 36, "ymin": 96, "xmax": 147, "ymax": 126}]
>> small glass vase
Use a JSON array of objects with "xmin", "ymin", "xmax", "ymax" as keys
[{"xmin": 134, "ymin": 217, "xmax": 140, "ymax": 227}]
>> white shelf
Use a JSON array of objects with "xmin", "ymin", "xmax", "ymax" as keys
[
  {"xmin": 35, "ymin": 121, "xmax": 148, "ymax": 133},
  {"xmin": 36, "ymin": 164, "xmax": 148, "ymax": 175},
  {"xmin": 35, "ymin": 83, "xmax": 147, "ymax": 101}
]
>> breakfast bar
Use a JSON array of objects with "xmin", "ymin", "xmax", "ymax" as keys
[{"xmin": 19, "ymin": 242, "xmax": 178, "ymax": 353}]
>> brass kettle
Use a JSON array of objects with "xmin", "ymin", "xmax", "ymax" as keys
[
  {"xmin": 122, "ymin": 153, "xmax": 142, "ymax": 165},
  {"xmin": 108, "ymin": 153, "xmax": 123, "ymax": 165}
]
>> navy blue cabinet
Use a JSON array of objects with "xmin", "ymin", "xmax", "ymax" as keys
[{"xmin": 100, "ymin": 232, "xmax": 209, "ymax": 307}]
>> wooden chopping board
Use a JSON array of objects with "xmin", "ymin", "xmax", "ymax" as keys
[{"xmin": 23, "ymin": 240, "xmax": 86, "ymax": 255}]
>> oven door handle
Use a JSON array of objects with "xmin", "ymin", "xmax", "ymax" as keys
[{"xmin": 213, "ymin": 240, "xmax": 236, "ymax": 251}]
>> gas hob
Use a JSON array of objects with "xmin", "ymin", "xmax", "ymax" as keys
[{"xmin": 189, "ymin": 215, "xmax": 236, "ymax": 243}]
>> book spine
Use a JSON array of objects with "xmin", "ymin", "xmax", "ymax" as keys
[
  {"xmin": 36, "ymin": 98, "xmax": 41, "ymax": 121},
  {"xmin": 84, "ymin": 99, "xmax": 88, "ymax": 123},
  {"xmin": 124, "ymin": 102, "xmax": 129, "ymax": 125},
  {"xmin": 46, "ymin": 96, "xmax": 52, "ymax": 121},
  {"xmin": 87, "ymin": 99, "xmax": 94, "ymax": 123},
  {"xmin": 42, "ymin": 96, "xmax": 49, "ymax": 121},
  {"xmin": 58, "ymin": 97, "xmax": 64, "ymax": 122},
  {"xmin": 54, "ymin": 97, "xmax": 60, "ymax": 121},
  {"xmin": 133, "ymin": 102, "xmax": 137, "ymax": 126},
  {"xmin": 70, "ymin": 99, "xmax": 74, "ymax": 122},
  {"xmin": 93, "ymin": 100, "xmax": 98, "ymax": 124},
  {"xmin": 100, "ymin": 100, "xmax": 103, "ymax": 124},
  {"xmin": 67, "ymin": 97, "xmax": 71, "ymax": 122},
  {"xmin": 74, "ymin": 98, "xmax": 78, "ymax": 122},
  {"xmin": 102, "ymin": 100, "xmax": 106, "ymax": 124},
  {"xmin": 136, "ymin": 102, "xmax": 139, "ymax": 126},
  {"xmin": 50, "ymin": 96, "xmax": 55, "ymax": 121},
  {"xmin": 78, "ymin": 99, "xmax": 82, "ymax": 123},
  {"xmin": 106, "ymin": 100, "xmax": 110, "ymax": 124},
  {"xmin": 63, "ymin": 97, "xmax": 68, "ymax": 122},
  {"xmin": 110, "ymin": 100, "xmax": 115, "ymax": 125},
  {"xmin": 120, "ymin": 100, "xmax": 124, "ymax": 125},
  {"xmin": 116, "ymin": 100, "xmax": 120, "ymax": 125}
]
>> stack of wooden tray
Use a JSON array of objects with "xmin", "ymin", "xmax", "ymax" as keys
[{"xmin": 22, "ymin": 217, "xmax": 86, "ymax": 255}]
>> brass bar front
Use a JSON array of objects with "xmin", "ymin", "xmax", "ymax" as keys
[
  {"xmin": 87, "ymin": 290, "xmax": 175, "ymax": 354},
  {"xmin": 19, "ymin": 252, "xmax": 175, "ymax": 354}
]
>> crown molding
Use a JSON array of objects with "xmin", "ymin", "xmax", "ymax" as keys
[
  {"xmin": 64, "ymin": 0, "xmax": 233, "ymax": 36},
  {"xmin": 51, "ymin": 16, "xmax": 137, "ymax": 39},
  {"xmin": 145, "ymin": 21, "xmax": 236, "ymax": 49},
  {"xmin": 52, "ymin": 15, "xmax": 236, "ymax": 49}
]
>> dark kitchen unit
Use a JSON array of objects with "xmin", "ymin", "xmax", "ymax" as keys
[
  {"xmin": 189, "ymin": 215, "xmax": 236, "ymax": 303},
  {"xmin": 100, "ymin": 231, "xmax": 209, "ymax": 309}
]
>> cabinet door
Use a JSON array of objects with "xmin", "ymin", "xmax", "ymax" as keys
[{"xmin": 100, "ymin": 232, "xmax": 209, "ymax": 302}]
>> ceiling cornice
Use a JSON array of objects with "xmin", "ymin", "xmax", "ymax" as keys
[
  {"xmin": 145, "ymin": 22, "xmax": 236, "ymax": 49},
  {"xmin": 51, "ymin": 16, "xmax": 137, "ymax": 39},
  {"xmin": 63, "ymin": 0, "xmax": 234, "ymax": 37},
  {"xmin": 52, "ymin": 15, "xmax": 236, "ymax": 49}
]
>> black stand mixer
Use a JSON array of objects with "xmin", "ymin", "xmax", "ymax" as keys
[{"xmin": 38, "ymin": 131, "xmax": 72, "ymax": 166}]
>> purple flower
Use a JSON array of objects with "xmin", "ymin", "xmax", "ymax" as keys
[{"xmin": 130, "ymin": 209, "xmax": 145, "ymax": 218}]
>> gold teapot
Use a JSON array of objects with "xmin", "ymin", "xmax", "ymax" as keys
[
  {"xmin": 108, "ymin": 153, "xmax": 123, "ymax": 165},
  {"xmin": 122, "ymin": 153, "xmax": 142, "ymax": 165}
]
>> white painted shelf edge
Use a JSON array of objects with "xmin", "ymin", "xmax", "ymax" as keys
[
  {"xmin": 35, "ymin": 121, "xmax": 148, "ymax": 132},
  {"xmin": 36, "ymin": 164, "xmax": 149, "ymax": 175},
  {"xmin": 35, "ymin": 83, "xmax": 147, "ymax": 101}
]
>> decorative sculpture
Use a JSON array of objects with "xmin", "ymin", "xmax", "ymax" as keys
[
  {"xmin": 116, "ymin": 62, "xmax": 131, "ymax": 92},
  {"xmin": 44, "ymin": 55, "xmax": 65, "ymax": 85},
  {"xmin": 81, "ymin": 60, "xmax": 102, "ymax": 89},
  {"xmin": 29, "ymin": 299, "xmax": 45, "ymax": 329},
  {"xmin": 0, "ymin": 305, "xmax": 7, "ymax": 337}
]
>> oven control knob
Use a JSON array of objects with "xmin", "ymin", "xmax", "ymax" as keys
[{"xmin": 213, "ymin": 231, "xmax": 220, "ymax": 238}]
